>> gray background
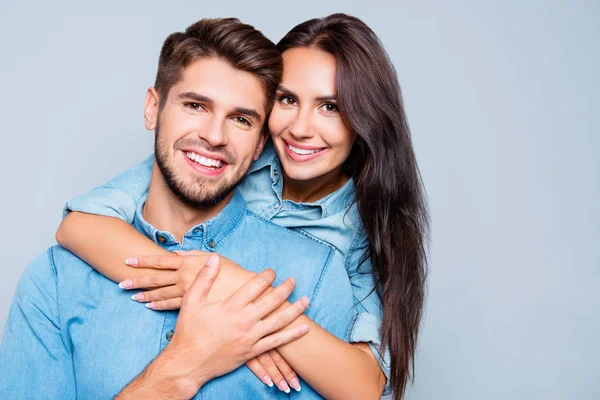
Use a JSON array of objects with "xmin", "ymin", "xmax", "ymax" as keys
[{"xmin": 0, "ymin": 1, "xmax": 598, "ymax": 399}]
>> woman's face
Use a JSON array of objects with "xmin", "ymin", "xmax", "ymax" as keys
[{"xmin": 269, "ymin": 47, "xmax": 355, "ymax": 183}]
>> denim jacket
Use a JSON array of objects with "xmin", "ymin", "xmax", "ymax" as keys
[
  {"xmin": 63, "ymin": 141, "xmax": 390, "ymax": 393},
  {"xmin": 0, "ymin": 190, "xmax": 358, "ymax": 399}
]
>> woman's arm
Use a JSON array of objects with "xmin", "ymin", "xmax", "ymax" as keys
[
  {"xmin": 56, "ymin": 213, "xmax": 241, "ymax": 303},
  {"xmin": 56, "ymin": 212, "xmax": 171, "ymax": 281},
  {"xmin": 131, "ymin": 254, "xmax": 386, "ymax": 400},
  {"xmin": 57, "ymin": 214, "xmax": 385, "ymax": 399}
]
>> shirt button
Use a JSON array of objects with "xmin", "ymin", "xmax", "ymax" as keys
[
  {"xmin": 273, "ymin": 170, "xmax": 279, "ymax": 176},
  {"xmin": 209, "ymin": 240, "xmax": 216, "ymax": 248},
  {"xmin": 192, "ymin": 228, "xmax": 200, "ymax": 234},
  {"xmin": 158, "ymin": 235, "xmax": 167, "ymax": 244},
  {"xmin": 166, "ymin": 330, "xmax": 174, "ymax": 341},
  {"xmin": 275, "ymin": 203, "xmax": 281, "ymax": 209}
]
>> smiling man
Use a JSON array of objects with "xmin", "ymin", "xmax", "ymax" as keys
[{"xmin": 0, "ymin": 18, "xmax": 357, "ymax": 399}]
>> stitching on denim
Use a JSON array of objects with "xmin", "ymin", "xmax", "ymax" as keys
[
  {"xmin": 48, "ymin": 247, "xmax": 72, "ymax": 357},
  {"xmin": 345, "ymin": 311, "xmax": 360, "ymax": 342},
  {"xmin": 308, "ymin": 246, "xmax": 334, "ymax": 305},
  {"xmin": 345, "ymin": 226, "xmax": 364, "ymax": 274}
]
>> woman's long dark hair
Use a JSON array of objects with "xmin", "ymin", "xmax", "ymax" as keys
[{"xmin": 278, "ymin": 14, "xmax": 429, "ymax": 399}]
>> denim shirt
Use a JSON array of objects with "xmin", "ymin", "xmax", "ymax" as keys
[
  {"xmin": 0, "ymin": 190, "xmax": 357, "ymax": 399},
  {"xmin": 62, "ymin": 141, "xmax": 390, "ymax": 393}
]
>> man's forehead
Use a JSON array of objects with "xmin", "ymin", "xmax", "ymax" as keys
[{"xmin": 173, "ymin": 57, "xmax": 267, "ymax": 118}]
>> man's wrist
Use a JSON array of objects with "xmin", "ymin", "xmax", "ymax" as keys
[{"xmin": 117, "ymin": 344, "xmax": 208, "ymax": 400}]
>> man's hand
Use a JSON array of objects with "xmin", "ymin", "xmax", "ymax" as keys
[
  {"xmin": 117, "ymin": 254, "xmax": 310, "ymax": 400},
  {"xmin": 120, "ymin": 251, "xmax": 304, "ymax": 393}
]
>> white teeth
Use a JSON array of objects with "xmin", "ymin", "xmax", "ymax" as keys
[
  {"xmin": 288, "ymin": 144, "xmax": 321, "ymax": 155},
  {"xmin": 186, "ymin": 151, "xmax": 223, "ymax": 168}
]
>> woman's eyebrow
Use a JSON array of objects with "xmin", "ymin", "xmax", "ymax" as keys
[
  {"xmin": 314, "ymin": 95, "xmax": 337, "ymax": 102},
  {"xmin": 276, "ymin": 85, "xmax": 297, "ymax": 97},
  {"xmin": 278, "ymin": 85, "xmax": 336, "ymax": 102}
]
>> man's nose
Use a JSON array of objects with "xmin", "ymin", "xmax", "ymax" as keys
[{"xmin": 200, "ymin": 117, "xmax": 228, "ymax": 147}]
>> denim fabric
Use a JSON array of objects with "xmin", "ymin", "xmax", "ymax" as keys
[
  {"xmin": 0, "ymin": 191, "xmax": 356, "ymax": 399},
  {"xmin": 63, "ymin": 140, "xmax": 391, "ymax": 393}
]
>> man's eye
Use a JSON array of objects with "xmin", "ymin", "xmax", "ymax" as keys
[
  {"xmin": 279, "ymin": 96, "xmax": 296, "ymax": 106},
  {"xmin": 233, "ymin": 116, "xmax": 251, "ymax": 127},
  {"xmin": 319, "ymin": 103, "xmax": 339, "ymax": 113},
  {"xmin": 185, "ymin": 102, "xmax": 205, "ymax": 111}
]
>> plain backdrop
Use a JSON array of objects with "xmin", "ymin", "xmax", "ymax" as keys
[{"xmin": 0, "ymin": 1, "xmax": 598, "ymax": 399}]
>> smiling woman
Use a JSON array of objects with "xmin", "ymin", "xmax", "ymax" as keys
[
  {"xmin": 270, "ymin": 47, "xmax": 355, "ymax": 202},
  {"xmin": 54, "ymin": 13, "xmax": 428, "ymax": 400}
]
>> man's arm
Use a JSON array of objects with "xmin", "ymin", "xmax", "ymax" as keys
[
  {"xmin": 0, "ymin": 251, "xmax": 76, "ymax": 398},
  {"xmin": 116, "ymin": 255, "xmax": 310, "ymax": 399}
]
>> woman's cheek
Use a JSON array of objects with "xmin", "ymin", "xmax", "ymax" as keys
[{"xmin": 268, "ymin": 107, "xmax": 292, "ymax": 136}]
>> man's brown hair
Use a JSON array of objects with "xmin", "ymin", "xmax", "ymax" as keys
[{"xmin": 154, "ymin": 18, "xmax": 282, "ymax": 114}]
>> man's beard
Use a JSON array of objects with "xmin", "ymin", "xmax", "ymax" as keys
[{"xmin": 154, "ymin": 126, "xmax": 249, "ymax": 209}]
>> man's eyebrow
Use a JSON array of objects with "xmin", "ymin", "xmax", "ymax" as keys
[
  {"xmin": 277, "ymin": 85, "xmax": 337, "ymax": 102},
  {"xmin": 177, "ymin": 92, "xmax": 213, "ymax": 103},
  {"xmin": 234, "ymin": 107, "xmax": 261, "ymax": 121}
]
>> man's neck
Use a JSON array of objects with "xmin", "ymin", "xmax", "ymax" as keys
[{"xmin": 143, "ymin": 163, "xmax": 232, "ymax": 243}]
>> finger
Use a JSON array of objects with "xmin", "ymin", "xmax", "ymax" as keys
[
  {"xmin": 251, "ymin": 324, "xmax": 309, "ymax": 358},
  {"xmin": 184, "ymin": 255, "xmax": 220, "ymax": 304},
  {"xmin": 124, "ymin": 272, "xmax": 176, "ymax": 290},
  {"xmin": 131, "ymin": 285, "xmax": 182, "ymax": 303},
  {"xmin": 257, "ymin": 353, "xmax": 287, "ymax": 393},
  {"xmin": 125, "ymin": 255, "xmax": 187, "ymax": 270},
  {"xmin": 269, "ymin": 349, "xmax": 301, "ymax": 392},
  {"xmin": 245, "ymin": 358, "xmax": 274, "ymax": 388},
  {"xmin": 226, "ymin": 269, "xmax": 276, "ymax": 308},
  {"xmin": 249, "ymin": 278, "xmax": 296, "ymax": 319},
  {"xmin": 255, "ymin": 297, "xmax": 310, "ymax": 339},
  {"xmin": 147, "ymin": 297, "xmax": 183, "ymax": 311}
]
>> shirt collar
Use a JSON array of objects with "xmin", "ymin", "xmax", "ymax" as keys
[
  {"xmin": 133, "ymin": 189, "xmax": 247, "ymax": 249},
  {"xmin": 247, "ymin": 138, "xmax": 356, "ymax": 218},
  {"xmin": 248, "ymin": 138, "xmax": 278, "ymax": 175},
  {"xmin": 308, "ymin": 177, "xmax": 356, "ymax": 218}
]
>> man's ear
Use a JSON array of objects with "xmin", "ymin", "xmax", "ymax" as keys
[
  {"xmin": 144, "ymin": 88, "xmax": 160, "ymax": 131},
  {"xmin": 253, "ymin": 128, "xmax": 270, "ymax": 161}
]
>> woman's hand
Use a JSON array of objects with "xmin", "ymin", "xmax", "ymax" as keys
[
  {"xmin": 118, "ymin": 251, "xmax": 303, "ymax": 392},
  {"xmin": 118, "ymin": 251, "xmax": 213, "ymax": 310},
  {"xmin": 247, "ymin": 350, "xmax": 302, "ymax": 392}
]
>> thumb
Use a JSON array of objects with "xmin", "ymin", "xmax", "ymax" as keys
[{"xmin": 186, "ymin": 254, "xmax": 220, "ymax": 303}]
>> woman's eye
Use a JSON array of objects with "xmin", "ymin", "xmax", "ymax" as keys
[
  {"xmin": 279, "ymin": 96, "xmax": 296, "ymax": 106},
  {"xmin": 233, "ymin": 116, "xmax": 251, "ymax": 127},
  {"xmin": 185, "ymin": 102, "xmax": 205, "ymax": 111},
  {"xmin": 320, "ymin": 103, "xmax": 339, "ymax": 113}
]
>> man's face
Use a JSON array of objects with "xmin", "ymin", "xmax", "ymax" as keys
[{"xmin": 145, "ymin": 57, "xmax": 268, "ymax": 207}]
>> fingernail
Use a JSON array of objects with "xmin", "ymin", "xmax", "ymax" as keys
[
  {"xmin": 301, "ymin": 297, "xmax": 310, "ymax": 307},
  {"xmin": 279, "ymin": 380, "xmax": 290, "ymax": 393},
  {"xmin": 131, "ymin": 293, "xmax": 144, "ymax": 302},
  {"xmin": 146, "ymin": 302, "xmax": 156, "ymax": 309},
  {"xmin": 289, "ymin": 277, "xmax": 296, "ymax": 286},
  {"xmin": 299, "ymin": 324, "xmax": 309, "ymax": 334},
  {"xmin": 118, "ymin": 280, "xmax": 132, "ymax": 289},
  {"xmin": 206, "ymin": 254, "xmax": 219, "ymax": 270},
  {"xmin": 262, "ymin": 376, "xmax": 273, "ymax": 387},
  {"xmin": 290, "ymin": 378, "xmax": 301, "ymax": 392},
  {"xmin": 125, "ymin": 258, "xmax": 138, "ymax": 266}
]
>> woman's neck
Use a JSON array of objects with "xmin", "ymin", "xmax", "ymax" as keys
[{"xmin": 282, "ymin": 167, "xmax": 349, "ymax": 203}]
